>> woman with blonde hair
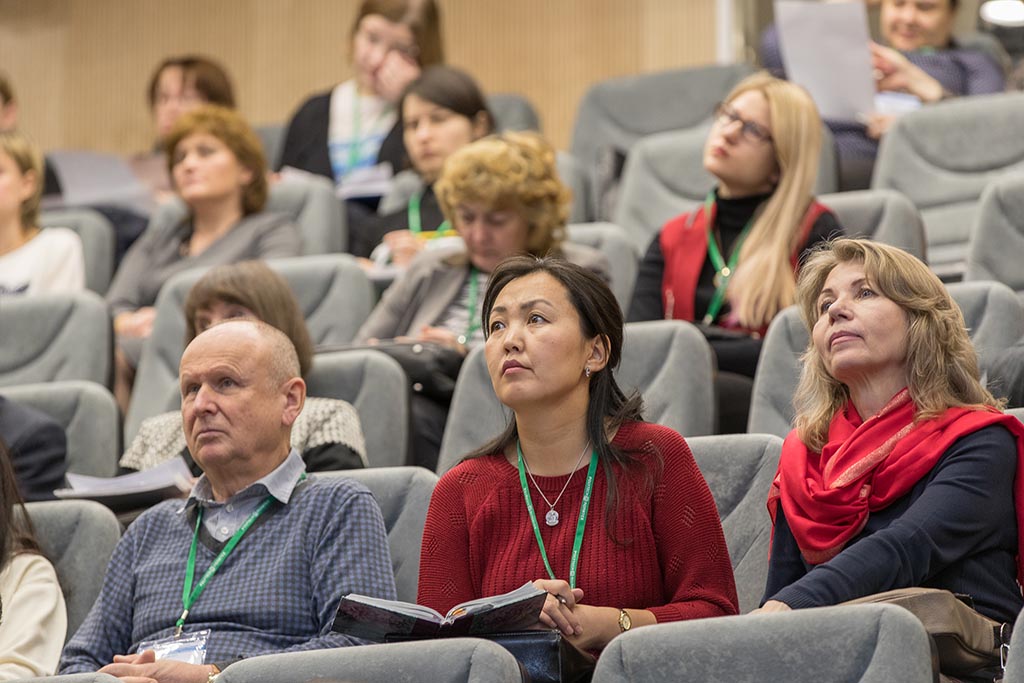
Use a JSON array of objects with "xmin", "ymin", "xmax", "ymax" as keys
[
  {"xmin": 356, "ymin": 131, "xmax": 608, "ymax": 469},
  {"xmin": 0, "ymin": 130, "xmax": 84, "ymax": 295},
  {"xmin": 760, "ymin": 239, "xmax": 1024, "ymax": 680},
  {"xmin": 629, "ymin": 71, "xmax": 841, "ymax": 432}
]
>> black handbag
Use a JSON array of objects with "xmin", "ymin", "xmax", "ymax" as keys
[{"xmin": 319, "ymin": 341, "xmax": 466, "ymax": 403}]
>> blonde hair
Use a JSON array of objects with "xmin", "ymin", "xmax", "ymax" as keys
[
  {"xmin": 0, "ymin": 130, "xmax": 43, "ymax": 230},
  {"xmin": 793, "ymin": 238, "xmax": 1001, "ymax": 451},
  {"xmin": 435, "ymin": 131, "xmax": 570, "ymax": 257},
  {"xmin": 722, "ymin": 72, "xmax": 824, "ymax": 330},
  {"xmin": 164, "ymin": 105, "xmax": 268, "ymax": 215}
]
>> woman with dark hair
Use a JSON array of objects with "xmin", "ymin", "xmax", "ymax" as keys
[
  {"xmin": 119, "ymin": 260, "xmax": 366, "ymax": 475},
  {"xmin": 418, "ymin": 257, "xmax": 737, "ymax": 652},
  {"xmin": 355, "ymin": 65, "xmax": 494, "ymax": 261},
  {"xmin": 0, "ymin": 440, "xmax": 66, "ymax": 677},
  {"xmin": 131, "ymin": 55, "xmax": 236, "ymax": 201},
  {"xmin": 278, "ymin": 0, "xmax": 444, "ymax": 208}
]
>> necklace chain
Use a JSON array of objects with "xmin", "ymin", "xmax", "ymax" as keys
[{"xmin": 521, "ymin": 440, "xmax": 591, "ymax": 513}]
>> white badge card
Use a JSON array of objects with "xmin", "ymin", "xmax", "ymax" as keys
[{"xmin": 137, "ymin": 629, "xmax": 211, "ymax": 665}]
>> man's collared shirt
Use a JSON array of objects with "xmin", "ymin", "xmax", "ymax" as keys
[{"xmin": 184, "ymin": 449, "xmax": 306, "ymax": 541}]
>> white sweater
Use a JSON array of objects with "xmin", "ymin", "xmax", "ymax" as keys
[
  {"xmin": 0, "ymin": 552, "xmax": 67, "ymax": 679},
  {"xmin": 0, "ymin": 227, "xmax": 85, "ymax": 295}
]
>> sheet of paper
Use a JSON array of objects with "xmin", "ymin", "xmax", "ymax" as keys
[
  {"xmin": 775, "ymin": 1, "xmax": 876, "ymax": 121},
  {"xmin": 58, "ymin": 455, "xmax": 194, "ymax": 497},
  {"xmin": 46, "ymin": 150, "xmax": 155, "ymax": 215}
]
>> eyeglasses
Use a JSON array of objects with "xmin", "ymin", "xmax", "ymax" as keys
[
  {"xmin": 713, "ymin": 103, "xmax": 773, "ymax": 144},
  {"xmin": 356, "ymin": 25, "xmax": 420, "ymax": 60}
]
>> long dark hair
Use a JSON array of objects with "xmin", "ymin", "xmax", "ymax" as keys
[
  {"xmin": 0, "ymin": 438, "xmax": 41, "ymax": 573},
  {"xmin": 467, "ymin": 256, "xmax": 651, "ymax": 538}
]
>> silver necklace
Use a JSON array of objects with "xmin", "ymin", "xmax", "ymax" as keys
[{"xmin": 521, "ymin": 440, "xmax": 591, "ymax": 527}]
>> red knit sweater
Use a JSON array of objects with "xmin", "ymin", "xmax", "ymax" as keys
[{"xmin": 417, "ymin": 421, "xmax": 739, "ymax": 623}]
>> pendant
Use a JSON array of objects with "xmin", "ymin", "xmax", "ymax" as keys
[
  {"xmin": 545, "ymin": 509, "xmax": 560, "ymax": 526},
  {"xmin": 713, "ymin": 266, "xmax": 731, "ymax": 288}
]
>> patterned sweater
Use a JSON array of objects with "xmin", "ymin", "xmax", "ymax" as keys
[
  {"xmin": 418, "ymin": 421, "xmax": 739, "ymax": 623},
  {"xmin": 59, "ymin": 475, "xmax": 396, "ymax": 672}
]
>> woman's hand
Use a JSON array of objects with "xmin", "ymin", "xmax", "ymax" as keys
[
  {"xmin": 752, "ymin": 599, "xmax": 792, "ymax": 614},
  {"xmin": 376, "ymin": 51, "xmax": 421, "ymax": 103},
  {"xmin": 383, "ymin": 229, "xmax": 425, "ymax": 267},
  {"xmin": 865, "ymin": 112, "xmax": 896, "ymax": 140},
  {"xmin": 417, "ymin": 326, "xmax": 469, "ymax": 356},
  {"xmin": 532, "ymin": 579, "xmax": 584, "ymax": 637},
  {"xmin": 870, "ymin": 43, "xmax": 945, "ymax": 103},
  {"xmin": 114, "ymin": 308, "xmax": 157, "ymax": 339}
]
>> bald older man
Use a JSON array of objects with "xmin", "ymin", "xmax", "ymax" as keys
[{"xmin": 60, "ymin": 321, "xmax": 396, "ymax": 682}]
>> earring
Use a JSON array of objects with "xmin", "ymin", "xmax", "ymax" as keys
[{"xmin": 584, "ymin": 366, "xmax": 591, "ymax": 378}]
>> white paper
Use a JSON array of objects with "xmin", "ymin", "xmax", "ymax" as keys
[
  {"xmin": 775, "ymin": 1, "xmax": 876, "ymax": 121},
  {"xmin": 57, "ymin": 456, "xmax": 193, "ymax": 497}
]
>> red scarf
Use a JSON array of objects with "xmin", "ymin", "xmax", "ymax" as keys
[{"xmin": 768, "ymin": 389, "xmax": 1024, "ymax": 581}]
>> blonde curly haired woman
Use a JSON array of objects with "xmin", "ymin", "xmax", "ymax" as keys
[
  {"xmin": 355, "ymin": 131, "xmax": 608, "ymax": 468},
  {"xmin": 629, "ymin": 71, "xmax": 842, "ymax": 432}
]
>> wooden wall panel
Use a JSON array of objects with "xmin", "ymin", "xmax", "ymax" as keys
[{"xmin": 0, "ymin": 0, "xmax": 717, "ymax": 155}]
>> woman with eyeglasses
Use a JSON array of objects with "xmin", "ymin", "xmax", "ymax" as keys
[
  {"xmin": 628, "ymin": 72, "xmax": 842, "ymax": 433},
  {"xmin": 277, "ymin": 0, "xmax": 443, "ymax": 209}
]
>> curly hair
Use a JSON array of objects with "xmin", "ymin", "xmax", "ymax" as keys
[
  {"xmin": 164, "ymin": 104, "xmax": 268, "ymax": 215},
  {"xmin": 793, "ymin": 238, "xmax": 1000, "ymax": 451},
  {"xmin": 183, "ymin": 261, "xmax": 313, "ymax": 378},
  {"xmin": 435, "ymin": 131, "xmax": 571, "ymax": 257}
]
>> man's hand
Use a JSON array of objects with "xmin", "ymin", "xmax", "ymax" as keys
[
  {"xmin": 870, "ymin": 43, "xmax": 945, "ymax": 103},
  {"xmin": 100, "ymin": 650, "xmax": 217, "ymax": 683}
]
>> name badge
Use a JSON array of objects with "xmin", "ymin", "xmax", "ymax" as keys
[{"xmin": 137, "ymin": 628, "xmax": 211, "ymax": 665}]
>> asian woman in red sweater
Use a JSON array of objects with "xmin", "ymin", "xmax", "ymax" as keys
[{"xmin": 417, "ymin": 256, "xmax": 738, "ymax": 651}]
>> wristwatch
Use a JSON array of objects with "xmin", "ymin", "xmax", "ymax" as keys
[{"xmin": 617, "ymin": 608, "xmax": 632, "ymax": 632}]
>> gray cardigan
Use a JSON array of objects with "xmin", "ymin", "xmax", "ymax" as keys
[
  {"xmin": 106, "ymin": 211, "xmax": 301, "ymax": 315},
  {"xmin": 355, "ymin": 242, "xmax": 610, "ymax": 342}
]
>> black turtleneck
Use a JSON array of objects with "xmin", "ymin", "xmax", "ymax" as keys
[{"xmin": 627, "ymin": 187, "xmax": 842, "ymax": 377}]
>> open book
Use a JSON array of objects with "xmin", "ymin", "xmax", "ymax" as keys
[{"xmin": 332, "ymin": 582, "xmax": 547, "ymax": 641}]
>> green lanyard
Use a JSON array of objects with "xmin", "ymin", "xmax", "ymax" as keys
[
  {"xmin": 458, "ymin": 267, "xmax": 481, "ymax": 346},
  {"xmin": 407, "ymin": 189, "xmax": 450, "ymax": 235},
  {"xmin": 175, "ymin": 472, "xmax": 305, "ymax": 636},
  {"xmin": 516, "ymin": 442, "xmax": 599, "ymax": 589},
  {"xmin": 702, "ymin": 190, "xmax": 755, "ymax": 325}
]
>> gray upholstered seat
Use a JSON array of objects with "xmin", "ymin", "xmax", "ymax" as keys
[
  {"xmin": 40, "ymin": 208, "xmax": 116, "ymax": 295},
  {"xmin": 25, "ymin": 500, "xmax": 122, "ymax": 643},
  {"xmin": 2, "ymin": 381, "xmax": 120, "ymax": 477},
  {"xmin": 614, "ymin": 123, "xmax": 839, "ymax": 254},
  {"xmin": 488, "ymin": 92, "xmax": 541, "ymax": 133},
  {"xmin": 871, "ymin": 92, "xmax": 1024, "ymax": 280},
  {"xmin": 747, "ymin": 306, "xmax": 806, "ymax": 438},
  {"xmin": 217, "ymin": 638, "xmax": 523, "ymax": 683},
  {"xmin": 1008, "ymin": 407, "xmax": 1024, "ymax": 425},
  {"xmin": 592, "ymin": 604, "xmax": 934, "ymax": 682},
  {"xmin": 571, "ymin": 63, "xmax": 754, "ymax": 220},
  {"xmin": 817, "ymin": 189, "xmax": 927, "ymax": 261},
  {"xmin": 566, "ymin": 222, "xmax": 639, "ymax": 310},
  {"xmin": 318, "ymin": 466, "xmax": 436, "ymax": 603},
  {"xmin": 749, "ymin": 281, "xmax": 1024, "ymax": 437},
  {"xmin": 147, "ymin": 173, "xmax": 346, "ymax": 256},
  {"xmin": 436, "ymin": 320, "xmax": 715, "ymax": 474},
  {"xmin": 557, "ymin": 151, "xmax": 591, "ymax": 224},
  {"xmin": 688, "ymin": 434, "xmax": 783, "ymax": 614},
  {"xmin": 304, "ymin": 350, "xmax": 410, "ymax": 468},
  {"xmin": 124, "ymin": 254, "xmax": 375, "ymax": 443},
  {"xmin": 0, "ymin": 291, "xmax": 112, "ymax": 389},
  {"xmin": 966, "ymin": 173, "xmax": 1024, "ymax": 295},
  {"xmin": 254, "ymin": 123, "xmax": 285, "ymax": 170}
]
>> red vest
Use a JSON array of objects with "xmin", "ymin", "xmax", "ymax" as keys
[{"xmin": 659, "ymin": 199, "xmax": 829, "ymax": 326}]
